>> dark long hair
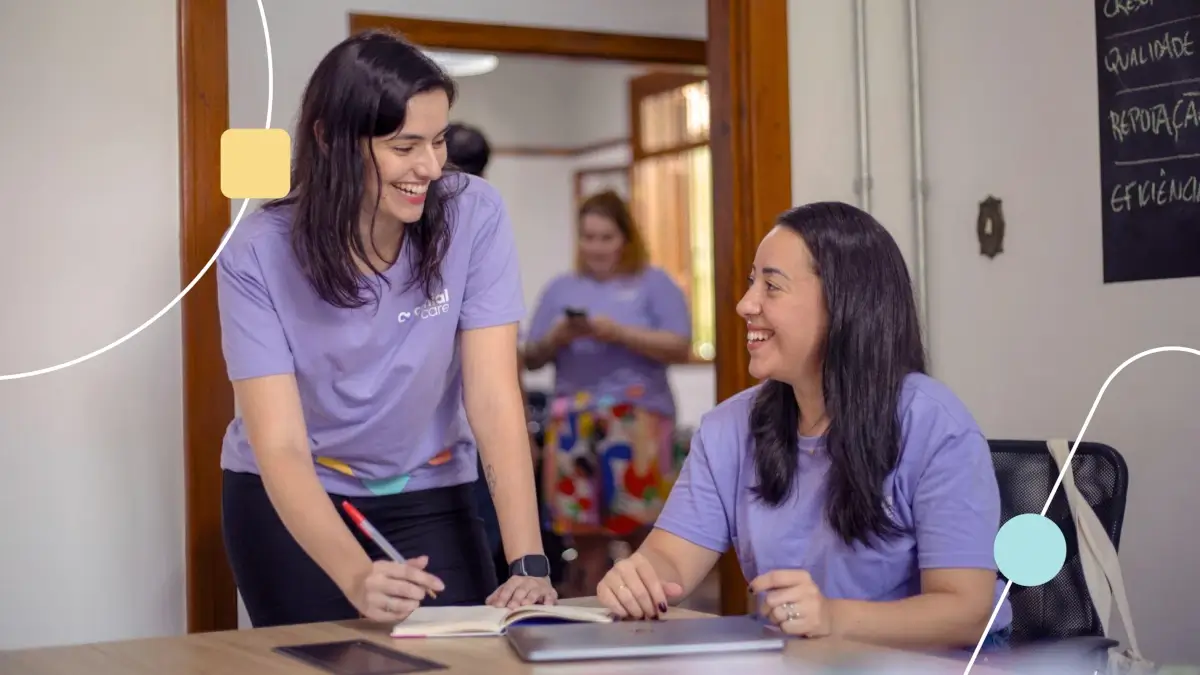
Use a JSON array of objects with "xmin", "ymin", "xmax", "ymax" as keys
[
  {"xmin": 264, "ymin": 30, "xmax": 462, "ymax": 308},
  {"xmin": 749, "ymin": 202, "xmax": 927, "ymax": 548}
]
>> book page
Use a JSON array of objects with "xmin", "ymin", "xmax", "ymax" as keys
[
  {"xmin": 391, "ymin": 606, "xmax": 511, "ymax": 636},
  {"xmin": 502, "ymin": 604, "xmax": 615, "ymax": 627}
]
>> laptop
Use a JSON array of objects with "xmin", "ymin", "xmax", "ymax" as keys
[{"xmin": 505, "ymin": 615, "xmax": 788, "ymax": 662}]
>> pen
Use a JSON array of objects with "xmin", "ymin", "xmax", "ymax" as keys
[{"xmin": 340, "ymin": 500, "xmax": 438, "ymax": 599}]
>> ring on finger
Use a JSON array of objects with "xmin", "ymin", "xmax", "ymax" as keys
[{"xmin": 782, "ymin": 602, "xmax": 798, "ymax": 621}]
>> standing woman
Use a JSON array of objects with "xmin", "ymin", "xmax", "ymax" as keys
[
  {"xmin": 522, "ymin": 191, "xmax": 692, "ymax": 595},
  {"xmin": 216, "ymin": 30, "xmax": 554, "ymax": 628}
]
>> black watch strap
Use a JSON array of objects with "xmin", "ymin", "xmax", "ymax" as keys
[{"xmin": 509, "ymin": 554, "xmax": 551, "ymax": 578}]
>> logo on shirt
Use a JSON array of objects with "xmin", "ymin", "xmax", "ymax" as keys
[{"xmin": 397, "ymin": 288, "xmax": 451, "ymax": 324}]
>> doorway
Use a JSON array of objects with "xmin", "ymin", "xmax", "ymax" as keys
[{"xmin": 177, "ymin": 0, "xmax": 792, "ymax": 633}]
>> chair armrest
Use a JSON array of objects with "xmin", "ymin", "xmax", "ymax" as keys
[{"xmin": 1057, "ymin": 636, "xmax": 1119, "ymax": 654}]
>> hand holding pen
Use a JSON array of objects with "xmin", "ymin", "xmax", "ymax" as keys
[{"xmin": 341, "ymin": 501, "xmax": 445, "ymax": 622}]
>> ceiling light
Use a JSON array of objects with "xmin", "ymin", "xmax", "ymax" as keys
[{"xmin": 424, "ymin": 51, "xmax": 499, "ymax": 78}]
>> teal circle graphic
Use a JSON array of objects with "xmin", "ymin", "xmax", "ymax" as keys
[{"xmin": 994, "ymin": 513, "xmax": 1067, "ymax": 586}]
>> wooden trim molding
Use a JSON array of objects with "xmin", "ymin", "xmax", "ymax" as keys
[
  {"xmin": 178, "ymin": 0, "xmax": 237, "ymax": 633},
  {"xmin": 348, "ymin": 14, "xmax": 707, "ymax": 65},
  {"xmin": 708, "ymin": 0, "xmax": 793, "ymax": 616},
  {"xmin": 492, "ymin": 136, "xmax": 628, "ymax": 159}
]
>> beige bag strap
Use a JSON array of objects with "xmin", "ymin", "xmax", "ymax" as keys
[{"xmin": 1046, "ymin": 439, "xmax": 1145, "ymax": 662}]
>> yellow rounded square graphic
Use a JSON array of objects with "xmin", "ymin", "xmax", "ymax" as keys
[{"xmin": 220, "ymin": 128, "xmax": 292, "ymax": 199}]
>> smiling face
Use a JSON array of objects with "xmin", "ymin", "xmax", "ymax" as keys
[
  {"xmin": 577, "ymin": 212, "xmax": 626, "ymax": 277},
  {"xmin": 361, "ymin": 89, "xmax": 451, "ymax": 226},
  {"xmin": 736, "ymin": 225, "xmax": 829, "ymax": 384}
]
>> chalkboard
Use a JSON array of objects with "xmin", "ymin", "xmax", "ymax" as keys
[{"xmin": 1095, "ymin": 0, "xmax": 1200, "ymax": 283}]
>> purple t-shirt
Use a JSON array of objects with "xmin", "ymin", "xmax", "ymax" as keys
[
  {"xmin": 656, "ymin": 373, "xmax": 1013, "ymax": 633},
  {"xmin": 526, "ymin": 267, "xmax": 690, "ymax": 418},
  {"xmin": 216, "ymin": 173, "xmax": 525, "ymax": 497}
]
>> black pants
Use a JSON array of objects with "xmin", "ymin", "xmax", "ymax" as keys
[{"xmin": 222, "ymin": 470, "xmax": 498, "ymax": 628}]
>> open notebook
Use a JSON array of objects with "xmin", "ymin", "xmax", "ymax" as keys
[{"xmin": 390, "ymin": 604, "xmax": 615, "ymax": 638}]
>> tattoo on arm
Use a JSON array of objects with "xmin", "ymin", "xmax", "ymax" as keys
[{"xmin": 484, "ymin": 462, "xmax": 498, "ymax": 496}]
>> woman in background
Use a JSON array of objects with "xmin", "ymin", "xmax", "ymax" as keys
[
  {"xmin": 594, "ymin": 202, "xmax": 1011, "ymax": 652},
  {"xmin": 217, "ymin": 30, "xmax": 554, "ymax": 629},
  {"xmin": 522, "ymin": 190, "xmax": 692, "ymax": 595}
]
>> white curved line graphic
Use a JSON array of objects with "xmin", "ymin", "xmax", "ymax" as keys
[
  {"xmin": 962, "ymin": 345, "xmax": 1200, "ymax": 675},
  {"xmin": 0, "ymin": 0, "xmax": 274, "ymax": 381}
]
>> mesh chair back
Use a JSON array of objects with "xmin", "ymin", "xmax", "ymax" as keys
[{"xmin": 988, "ymin": 440, "xmax": 1129, "ymax": 645}]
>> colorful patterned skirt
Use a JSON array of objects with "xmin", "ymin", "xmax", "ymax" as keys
[{"xmin": 541, "ymin": 395, "xmax": 688, "ymax": 538}]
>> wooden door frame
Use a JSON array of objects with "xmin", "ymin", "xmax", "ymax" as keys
[{"xmin": 177, "ymin": 1, "xmax": 791, "ymax": 632}]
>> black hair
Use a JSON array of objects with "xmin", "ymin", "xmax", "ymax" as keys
[
  {"xmin": 445, "ymin": 122, "xmax": 492, "ymax": 177},
  {"xmin": 749, "ymin": 201, "xmax": 927, "ymax": 548},
  {"xmin": 263, "ymin": 30, "xmax": 462, "ymax": 308}
]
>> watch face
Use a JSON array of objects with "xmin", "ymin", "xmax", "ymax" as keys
[{"xmin": 515, "ymin": 555, "xmax": 550, "ymax": 577}]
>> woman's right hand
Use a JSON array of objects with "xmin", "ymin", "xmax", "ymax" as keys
[
  {"xmin": 597, "ymin": 552, "xmax": 684, "ymax": 620},
  {"xmin": 347, "ymin": 556, "xmax": 445, "ymax": 622}
]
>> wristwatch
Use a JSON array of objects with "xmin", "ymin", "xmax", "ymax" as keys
[{"xmin": 509, "ymin": 554, "xmax": 551, "ymax": 578}]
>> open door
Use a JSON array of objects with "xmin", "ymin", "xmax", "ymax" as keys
[{"xmin": 627, "ymin": 70, "xmax": 716, "ymax": 362}]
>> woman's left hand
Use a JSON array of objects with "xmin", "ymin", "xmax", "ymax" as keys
[
  {"xmin": 486, "ymin": 574, "xmax": 558, "ymax": 609},
  {"xmin": 749, "ymin": 569, "xmax": 833, "ymax": 638}
]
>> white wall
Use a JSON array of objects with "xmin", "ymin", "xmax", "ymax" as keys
[
  {"xmin": 0, "ymin": 1, "xmax": 184, "ymax": 651},
  {"xmin": 788, "ymin": 0, "xmax": 1200, "ymax": 663}
]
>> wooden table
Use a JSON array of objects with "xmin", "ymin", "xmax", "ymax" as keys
[{"xmin": 0, "ymin": 598, "xmax": 1009, "ymax": 675}]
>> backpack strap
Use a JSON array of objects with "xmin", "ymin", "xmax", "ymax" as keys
[{"xmin": 1046, "ymin": 439, "xmax": 1145, "ymax": 662}]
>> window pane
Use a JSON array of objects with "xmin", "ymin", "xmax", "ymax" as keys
[
  {"xmin": 631, "ymin": 144, "xmax": 715, "ymax": 361},
  {"xmin": 687, "ymin": 146, "xmax": 715, "ymax": 360},
  {"xmin": 638, "ymin": 81, "xmax": 710, "ymax": 155}
]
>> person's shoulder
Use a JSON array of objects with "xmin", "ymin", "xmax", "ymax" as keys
[
  {"xmin": 443, "ymin": 171, "xmax": 504, "ymax": 213},
  {"xmin": 441, "ymin": 173, "xmax": 509, "ymax": 249},
  {"xmin": 218, "ymin": 203, "xmax": 293, "ymax": 270},
  {"xmin": 896, "ymin": 372, "xmax": 988, "ymax": 470},
  {"xmin": 638, "ymin": 265, "xmax": 680, "ymax": 288},
  {"xmin": 693, "ymin": 383, "xmax": 762, "ymax": 452},
  {"xmin": 898, "ymin": 372, "xmax": 981, "ymax": 432}
]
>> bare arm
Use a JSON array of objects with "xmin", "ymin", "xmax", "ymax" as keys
[
  {"xmin": 611, "ymin": 324, "xmax": 692, "ymax": 364},
  {"xmin": 826, "ymin": 568, "xmax": 997, "ymax": 649},
  {"xmin": 521, "ymin": 333, "xmax": 557, "ymax": 371},
  {"xmin": 462, "ymin": 323, "xmax": 545, "ymax": 563},
  {"xmin": 636, "ymin": 527, "xmax": 723, "ymax": 600},
  {"xmin": 234, "ymin": 374, "xmax": 372, "ymax": 596}
]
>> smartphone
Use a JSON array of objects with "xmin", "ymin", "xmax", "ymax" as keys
[
  {"xmin": 564, "ymin": 306, "xmax": 588, "ymax": 320},
  {"xmin": 273, "ymin": 639, "xmax": 447, "ymax": 675}
]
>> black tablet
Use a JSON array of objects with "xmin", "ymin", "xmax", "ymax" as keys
[{"xmin": 273, "ymin": 639, "xmax": 447, "ymax": 675}]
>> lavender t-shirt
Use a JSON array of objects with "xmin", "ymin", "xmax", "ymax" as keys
[
  {"xmin": 526, "ymin": 267, "xmax": 690, "ymax": 418},
  {"xmin": 216, "ymin": 173, "xmax": 525, "ymax": 497},
  {"xmin": 656, "ymin": 373, "xmax": 1013, "ymax": 633}
]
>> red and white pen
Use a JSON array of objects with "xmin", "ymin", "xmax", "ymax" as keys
[{"xmin": 341, "ymin": 500, "xmax": 438, "ymax": 599}]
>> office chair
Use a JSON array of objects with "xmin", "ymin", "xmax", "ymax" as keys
[{"xmin": 987, "ymin": 439, "xmax": 1130, "ymax": 665}]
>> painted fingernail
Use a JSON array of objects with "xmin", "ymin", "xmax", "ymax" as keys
[{"xmin": 658, "ymin": 602, "xmax": 668, "ymax": 613}]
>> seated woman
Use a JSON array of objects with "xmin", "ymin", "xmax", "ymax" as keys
[
  {"xmin": 595, "ymin": 202, "xmax": 1011, "ymax": 651},
  {"xmin": 523, "ymin": 190, "xmax": 693, "ymax": 596}
]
